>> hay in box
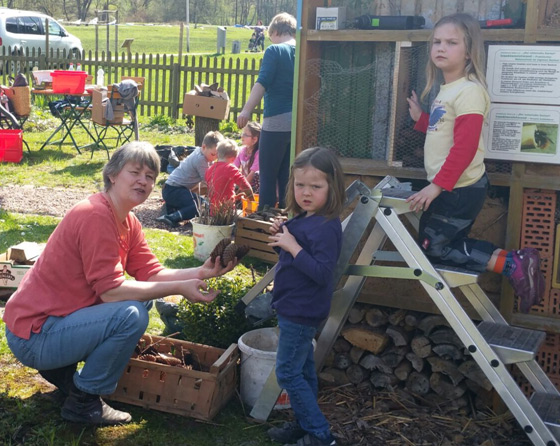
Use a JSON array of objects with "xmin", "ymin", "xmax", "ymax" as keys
[{"xmin": 105, "ymin": 334, "xmax": 239, "ymax": 420}]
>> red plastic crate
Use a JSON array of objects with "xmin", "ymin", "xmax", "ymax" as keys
[
  {"xmin": 51, "ymin": 70, "xmax": 87, "ymax": 94},
  {"xmin": 0, "ymin": 129, "xmax": 23, "ymax": 163}
]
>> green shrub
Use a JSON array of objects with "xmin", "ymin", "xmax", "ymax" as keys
[
  {"xmin": 149, "ymin": 114, "xmax": 175, "ymax": 127},
  {"xmin": 176, "ymin": 275, "xmax": 273, "ymax": 348},
  {"xmin": 220, "ymin": 119, "xmax": 240, "ymax": 134}
]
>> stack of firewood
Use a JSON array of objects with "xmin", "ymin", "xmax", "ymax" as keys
[
  {"xmin": 193, "ymin": 82, "xmax": 228, "ymax": 100},
  {"xmin": 320, "ymin": 304, "xmax": 493, "ymax": 410}
]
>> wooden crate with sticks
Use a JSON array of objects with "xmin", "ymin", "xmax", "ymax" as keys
[{"xmin": 105, "ymin": 334, "xmax": 239, "ymax": 420}]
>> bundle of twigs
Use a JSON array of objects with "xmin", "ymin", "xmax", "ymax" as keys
[
  {"xmin": 196, "ymin": 198, "xmax": 237, "ymax": 226},
  {"xmin": 134, "ymin": 333, "xmax": 203, "ymax": 371}
]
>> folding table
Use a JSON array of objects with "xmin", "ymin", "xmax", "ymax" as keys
[{"xmin": 33, "ymin": 89, "xmax": 96, "ymax": 154}]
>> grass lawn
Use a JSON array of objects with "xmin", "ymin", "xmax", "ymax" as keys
[
  {"xmin": 0, "ymin": 114, "xmax": 281, "ymax": 446},
  {"xmin": 67, "ymin": 23, "xmax": 269, "ymax": 58}
]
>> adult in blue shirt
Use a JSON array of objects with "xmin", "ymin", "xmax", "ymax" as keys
[{"xmin": 237, "ymin": 12, "xmax": 296, "ymax": 210}]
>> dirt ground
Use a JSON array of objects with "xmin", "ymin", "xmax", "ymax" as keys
[{"xmin": 0, "ymin": 184, "xmax": 193, "ymax": 233}]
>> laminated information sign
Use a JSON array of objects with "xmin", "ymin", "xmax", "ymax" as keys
[{"xmin": 485, "ymin": 45, "xmax": 560, "ymax": 164}]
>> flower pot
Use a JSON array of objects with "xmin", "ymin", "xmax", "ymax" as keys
[{"xmin": 191, "ymin": 218, "xmax": 235, "ymax": 262}]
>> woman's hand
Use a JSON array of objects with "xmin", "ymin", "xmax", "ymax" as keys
[
  {"xmin": 407, "ymin": 90, "xmax": 422, "ymax": 122},
  {"xmin": 268, "ymin": 225, "xmax": 302, "ymax": 258},
  {"xmin": 198, "ymin": 256, "xmax": 237, "ymax": 280},
  {"xmin": 236, "ymin": 111, "xmax": 250, "ymax": 129},
  {"xmin": 406, "ymin": 183, "xmax": 443, "ymax": 213},
  {"xmin": 180, "ymin": 279, "xmax": 220, "ymax": 303}
]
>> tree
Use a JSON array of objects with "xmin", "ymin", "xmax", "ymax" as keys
[{"xmin": 75, "ymin": 0, "xmax": 94, "ymax": 21}]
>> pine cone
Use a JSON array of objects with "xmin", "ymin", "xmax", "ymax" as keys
[
  {"xmin": 235, "ymin": 244, "xmax": 250, "ymax": 261},
  {"xmin": 210, "ymin": 238, "xmax": 231, "ymax": 263},
  {"xmin": 221, "ymin": 243, "xmax": 238, "ymax": 267}
]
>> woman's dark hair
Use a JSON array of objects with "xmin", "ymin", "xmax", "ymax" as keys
[
  {"xmin": 103, "ymin": 141, "xmax": 160, "ymax": 191},
  {"xmin": 285, "ymin": 147, "xmax": 346, "ymax": 220}
]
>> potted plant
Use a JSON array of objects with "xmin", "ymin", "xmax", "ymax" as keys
[{"xmin": 191, "ymin": 198, "xmax": 237, "ymax": 262}]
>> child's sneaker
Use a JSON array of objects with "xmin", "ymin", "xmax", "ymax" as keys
[
  {"xmin": 506, "ymin": 248, "xmax": 545, "ymax": 313},
  {"xmin": 283, "ymin": 433, "xmax": 337, "ymax": 446},
  {"xmin": 267, "ymin": 420, "xmax": 306, "ymax": 443}
]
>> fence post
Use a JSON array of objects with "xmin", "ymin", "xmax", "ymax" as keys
[
  {"xmin": 171, "ymin": 63, "xmax": 180, "ymax": 120},
  {"xmin": 38, "ymin": 54, "xmax": 47, "ymax": 70}
]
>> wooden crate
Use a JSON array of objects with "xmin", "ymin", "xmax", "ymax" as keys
[
  {"xmin": 106, "ymin": 335, "xmax": 239, "ymax": 420},
  {"xmin": 235, "ymin": 217, "xmax": 278, "ymax": 263}
]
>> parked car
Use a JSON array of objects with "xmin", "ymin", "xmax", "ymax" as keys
[{"xmin": 0, "ymin": 8, "xmax": 83, "ymax": 72}]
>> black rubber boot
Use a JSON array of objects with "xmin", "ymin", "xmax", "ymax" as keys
[
  {"xmin": 156, "ymin": 210, "xmax": 182, "ymax": 227},
  {"xmin": 61, "ymin": 383, "xmax": 132, "ymax": 425},
  {"xmin": 38, "ymin": 363, "xmax": 78, "ymax": 396}
]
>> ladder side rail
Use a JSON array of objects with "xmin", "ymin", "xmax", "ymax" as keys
[
  {"xmin": 377, "ymin": 209, "xmax": 556, "ymax": 445},
  {"xmin": 239, "ymin": 267, "xmax": 276, "ymax": 307},
  {"xmin": 404, "ymin": 210, "xmax": 421, "ymax": 232},
  {"xmin": 518, "ymin": 361, "xmax": 560, "ymax": 396},
  {"xmin": 315, "ymin": 219, "xmax": 387, "ymax": 368},
  {"xmin": 332, "ymin": 193, "xmax": 381, "ymax": 286},
  {"xmin": 460, "ymin": 284, "xmax": 509, "ymax": 323}
]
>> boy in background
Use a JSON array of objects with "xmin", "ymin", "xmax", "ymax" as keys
[
  {"xmin": 205, "ymin": 139, "xmax": 254, "ymax": 215},
  {"xmin": 157, "ymin": 131, "xmax": 224, "ymax": 227}
]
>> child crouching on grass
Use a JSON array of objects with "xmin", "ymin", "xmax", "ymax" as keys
[
  {"xmin": 157, "ymin": 131, "xmax": 224, "ymax": 227},
  {"xmin": 267, "ymin": 147, "xmax": 345, "ymax": 446}
]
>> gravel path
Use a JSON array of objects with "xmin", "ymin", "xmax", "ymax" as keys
[{"xmin": 0, "ymin": 185, "xmax": 193, "ymax": 234}]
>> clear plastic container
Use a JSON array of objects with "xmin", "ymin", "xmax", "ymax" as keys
[{"xmin": 96, "ymin": 68, "xmax": 104, "ymax": 86}]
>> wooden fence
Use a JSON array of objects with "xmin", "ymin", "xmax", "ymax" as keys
[{"xmin": 0, "ymin": 48, "xmax": 262, "ymax": 121}]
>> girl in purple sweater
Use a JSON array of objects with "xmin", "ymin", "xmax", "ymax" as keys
[{"xmin": 267, "ymin": 147, "xmax": 346, "ymax": 446}]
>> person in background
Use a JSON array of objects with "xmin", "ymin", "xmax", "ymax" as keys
[
  {"xmin": 205, "ymin": 139, "xmax": 254, "ymax": 214},
  {"xmin": 2, "ymin": 142, "xmax": 237, "ymax": 426},
  {"xmin": 234, "ymin": 121, "xmax": 261, "ymax": 193},
  {"xmin": 266, "ymin": 147, "xmax": 345, "ymax": 446},
  {"xmin": 406, "ymin": 13, "xmax": 545, "ymax": 312},
  {"xmin": 237, "ymin": 12, "xmax": 296, "ymax": 210},
  {"xmin": 157, "ymin": 131, "xmax": 224, "ymax": 227}
]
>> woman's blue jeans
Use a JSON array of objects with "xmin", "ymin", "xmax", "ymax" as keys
[
  {"xmin": 5, "ymin": 300, "xmax": 150, "ymax": 395},
  {"xmin": 275, "ymin": 315, "xmax": 331, "ymax": 440}
]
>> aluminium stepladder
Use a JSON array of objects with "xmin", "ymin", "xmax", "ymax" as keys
[{"xmin": 239, "ymin": 177, "xmax": 560, "ymax": 446}]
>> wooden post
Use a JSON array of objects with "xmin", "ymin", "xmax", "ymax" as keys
[{"xmin": 194, "ymin": 116, "xmax": 220, "ymax": 145}]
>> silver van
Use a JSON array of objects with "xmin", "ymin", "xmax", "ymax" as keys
[{"xmin": 0, "ymin": 8, "xmax": 83, "ymax": 71}]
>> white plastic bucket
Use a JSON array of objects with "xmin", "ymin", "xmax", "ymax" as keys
[
  {"xmin": 191, "ymin": 220, "xmax": 234, "ymax": 262},
  {"xmin": 238, "ymin": 327, "xmax": 291, "ymax": 410}
]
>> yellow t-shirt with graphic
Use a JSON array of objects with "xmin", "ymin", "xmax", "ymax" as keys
[{"xmin": 425, "ymin": 77, "xmax": 490, "ymax": 189}]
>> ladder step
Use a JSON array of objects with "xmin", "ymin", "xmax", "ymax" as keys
[
  {"xmin": 530, "ymin": 392, "xmax": 560, "ymax": 439},
  {"xmin": 380, "ymin": 189, "xmax": 416, "ymax": 214},
  {"xmin": 435, "ymin": 265, "xmax": 480, "ymax": 287},
  {"xmin": 381, "ymin": 188, "xmax": 415, "ymax": 199},
  {"xmin": 478, "ymin": 321, "xmax": 546, "ymax": 364}
]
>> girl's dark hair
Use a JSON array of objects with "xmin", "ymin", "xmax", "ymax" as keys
[
  {"xmin": 245, "ymin": 121, "xmax": 261, "ymax": 170},
  {"xmin": 102, "ymin": 141, "xmax": 160, "ymax": 191},
  {"xmin": 285, "ymin": 147, "xmax": 346, "ymax": 220}
]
